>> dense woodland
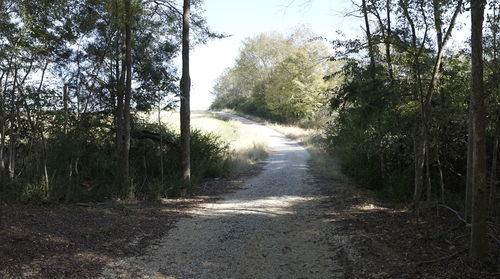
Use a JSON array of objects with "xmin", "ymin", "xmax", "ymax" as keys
[
  {"xmin": 212, "ymin": 0, "xmax": 499, "ymax": 260},
  {"xmin": 0, "ymin": 0, "xmax": 230, "ymax": 202}
]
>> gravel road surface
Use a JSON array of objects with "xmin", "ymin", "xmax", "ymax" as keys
[{"xmin": 99, "ymin": 114, "xmax": 344, "ymax": 279}]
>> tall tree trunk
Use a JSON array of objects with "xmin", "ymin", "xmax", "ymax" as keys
[
  {"xmin": 0, "ymin": 70, "xmax": 7, "ymax": 173},
  {"xmin": 400, "ymin": 0, "xmax": 426, "ymax": 209},
  {"xmin": 491, "ymin": 127, "xmax": 498, "ymax": 211},
  {"xmin": 63, "ymin": 84, "xmax": 68, "ymax": 134},
  {"xmin": 437, "ymin": 152, "xmax": 445, "ymax": 203},
  {"xmin": 414, "ymin": 118, "xmax": 426, "ymax": 208},
  {"xmin": 426, "ymin": 148, "xmax": 432, "ymax": 202},
  {"xmin": 369, "ymin": 0, "xmax": 393, "ymax": 79},
  {"xmin": 420, "ymin": 1, "xmax": 462, "ymax": 198},
  {"xmin": 362, "ymin": 0, "xmax": 376, "ymax": 77},
  {"xmin": 8, "ymin": 66, "xmax": 18, "ymax": 179},
  {"xmin": 489, "ymin": 3, "xmax": 499, "ymax": 213},
  {"xmin": 115, "ymin": 34, "xmax": 125, "ymax": 193},
  {"xmin": 180, "ymin": 0, "xmax": 191, "ymax": 189},
  {"xmin": 118, "ymin": 0, "xmax": 132, "ymax": 198},
  {"xmin": 403, "ymin": 0, "xmax": 462, "ymax": 209},
  {"xmin": 158, "ymin": 105, "xmax": 164, "ymax": 186},
  {"xmin": 465, "ymin": 109, "xmax": 474, "ymax": 221},
  {"xmin": 470, "ymin": 0, "xmax": 489, "ymax": 261},
  {"xmin": 385, "ymin": 0, "xmax": 393, "ymax": 80},
  {"xmin": 0, "ymin": 0, "xmax": 5, "ymax": 177}
]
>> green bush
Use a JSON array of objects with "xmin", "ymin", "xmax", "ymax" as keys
[{"xmin": 0, "ymin": 116, "xmax": 232, "ymax": 203}]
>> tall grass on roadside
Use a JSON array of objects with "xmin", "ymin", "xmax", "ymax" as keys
[{"xmin": 147, "ymin": 110, "xmax": 270, "ymax": 176}]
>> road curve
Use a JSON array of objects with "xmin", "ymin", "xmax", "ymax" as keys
[{"xmin": 99, "ymin": 113, "xmax": 343, "ymax": 279}]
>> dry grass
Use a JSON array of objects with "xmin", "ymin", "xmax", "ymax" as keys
[
  {"xmin": 141, "ymin": 109, "xmax": 344, "ymax": 180},
  {"xmin": 220, "ymin": 109, "xmax": 346, "ymax": 181},
  {"xmin": 142, "ymin": 110, "xmax": 269, "ymax": 175}
]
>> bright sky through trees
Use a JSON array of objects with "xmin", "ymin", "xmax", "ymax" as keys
[
  {"xmin": 188, "ymin": 0, "xmax": 471, "ymax": 110},
  {"xmin": 188, "ymin": 0, "xmax": 361, "ymax": 109}
]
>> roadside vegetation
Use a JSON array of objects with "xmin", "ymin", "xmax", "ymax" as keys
[
  {"xmin": 144, "ymin": 110, "xmax": 269, "ymax": 175},
  {"xmin": 0, "ymin": 0, "xmax": 237, "ymax": 203},
  {"xmin": 223, "ymin": 109, "xmax": 345, "ymax": 182}
]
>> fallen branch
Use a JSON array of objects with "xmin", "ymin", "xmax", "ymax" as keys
[
  {"xmin": 437, "ymin": 204, "xmax": 467, "ymax": 224},
  {"xmin": 131, "ymin": 129, "xmax": 178, "ymax": 147}
]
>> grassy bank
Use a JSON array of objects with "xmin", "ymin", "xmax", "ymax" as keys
[
  {"xmin": 144, "ymin": 110, "xmax": 269, "ymax": 176},
  {"xmin": 219, "ymin": 109, "xmax": 345, "ymax": 182}
]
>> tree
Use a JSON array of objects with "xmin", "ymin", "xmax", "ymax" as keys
[
  {"xmin": 0, "ymin": 0, "xmax": 218, "ymax": 202},
  {"xmin": 361, "ymin": 0, "xmax": 376, "ymax": 76},
  {"xmin": 325, "ymin": 0, "xmax": 480, "ymax": 206},
  {"xmin": 180, "ymin": 0, "xmax": 191, "ymax": 189},
  {"xmin": 211, "ymin": 29, "xmax": 336, "ymax": 123},
  {"xmin": 469, "ymin": 0, "xmax": 489, "ymax": 261},
  {"xmin": 484, "ymin": 1, "xmax": 500, "ymax": 213}
]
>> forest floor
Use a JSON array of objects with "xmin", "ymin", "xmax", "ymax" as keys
[{"xmin": 1, "ymin": 114, "xmax": 499, "ymax": 278}]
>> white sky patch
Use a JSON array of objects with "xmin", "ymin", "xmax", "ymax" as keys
[
  {"xmin": 185, "ymin": 0, "xmax": 474, "ymax": 110},
  {"xmin": 185, "ymin": 0, "xmax": 362, "ymax": 110}
]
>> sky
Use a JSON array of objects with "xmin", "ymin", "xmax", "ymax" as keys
[
  {"xmin": 186, "ymin": 0, "xmax": 472, "ymax": 110},
  {"xmin": 187, "ymin": 0, "xmax": 363, "ymax": 110}
]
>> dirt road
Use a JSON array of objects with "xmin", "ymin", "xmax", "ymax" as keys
[{"xmin": 99, "ymin": 113, "xmax": 345, "ymax": 278}]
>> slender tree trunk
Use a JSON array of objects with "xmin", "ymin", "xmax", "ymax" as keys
[
  {"xmin": 36, "ymin": 61, "xmax": 50, "ymax": 196},
  {"xmin": 490, "ymin": 119, "xmax": 499, "ymax": 211},
  {"xmin": 426, "ymin": 148, "xmax": 432, "ymax": 202},
  {"xmin": 489, "ymin": 4, "xmax": 499, "ymax": 213},
  {"xmin": 403, "ymin": 0, "xmax": 462, "ymax": 210},
  {"xmin": 414, "ymin": 120, "xmax": 426, "ymax": 208},
  {"xmin": 433, "ymin": 0, "xmax": 444, "ymax": 49},
  {"xmin": 470, "ymin": 0, "xmax": 489, "ymax": 261},
  {"xmin": 115, "ymin": 35, "xmax": 125, "ymax": 193},
  {"xmin": 465, "ymin": 109, "xmax": 474, "ymax": 221},
  {"xmin": 158, "ymin": 105, "xmax": 164, "ymax": 186},
  {"xmin": 180, "ymin": 0, "xmax": 191, "ymax": 189},
  {"xmin": 362, "ymin": 0, "xmax": 376, "ymax": 77},
  {"xmin": 0, "ymin": 0, "xmax": 5, "ymax": 178},
  {"xmin": 116, "ymin": 0, "xmax": 133, "ymax": 198},
  {"xmin": 8, "ymin": 66, "xmax": 18, "ymax": 179},
  {"xmin": 0, "ymin": 71, "xmax": 6, "ymax": 173},
  {"xmin": 385, "ymin": 0, "xmax": 393, "ymax": 80},
  {"xmin": 401, "ymin": 1, "xmax": 426, "ymax": 209},
  {"xmin": 419, "ymin": 1, "xmax": 462, "ymax": 201},
  {"xmin": 369, "ymin": 0, "xmax": 393, "ymax": 79},
  {"xmin": 63, "ymin": 84, "xmax": 68, "ymax": 134},
  {"xmin": 437, "ymin": 153, "xmax": 445, "ymax": 203}
]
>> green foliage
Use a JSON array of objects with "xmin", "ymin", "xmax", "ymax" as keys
[
  {"xmin": 320, "ymin": 0, "xmax": 500, "ymax": 205},
  {"xmin": 0, "ymin": 0, "xmax": 226, "ymax": 203},
  {"xmin": 326, "ymin": 55, "xmax": 473, "ymax": 201},
  {"xmin": 0, "ymin": 115, "xmax": 232, "ymax": 202},
  {"xmin": 211, "ymin": 28, "xmax": 338, "ymax": 123}
]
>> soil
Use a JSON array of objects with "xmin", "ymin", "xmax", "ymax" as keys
[
  {"xmin": 0, "ymin": 178, "xmax": 247, "ymax": 279},
  {"xmin": 313, "ymin": 171, "xmax": 500, "ymax": 278}
]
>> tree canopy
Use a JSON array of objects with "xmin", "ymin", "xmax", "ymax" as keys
[{"xmin": 211, "ymin": 28, "xmax": 339, "ymax": 123}]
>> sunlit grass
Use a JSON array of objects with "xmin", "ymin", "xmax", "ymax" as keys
[
  {"xmin": 221, "ymin": 109, "xmax": 346, "ymax": 181},
  {"xmin": 142, "ymin": 110, "xmax": 269, "ymax": 176}
]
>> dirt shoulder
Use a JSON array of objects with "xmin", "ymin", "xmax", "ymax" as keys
[
  {"xmin": 0, "ymin": 177, "xmax": 247, "ymax": 279},
  {"xmin": 313, "ymin": 169, "xmax": 500, "ymax": 278}
]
